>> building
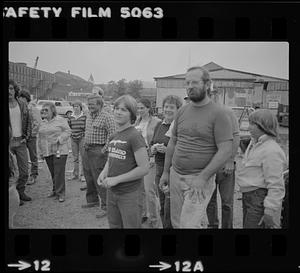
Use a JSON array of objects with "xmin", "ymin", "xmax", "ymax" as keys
[
  {"xmin": 54, "ymin": 71, "xmax": 93, "ymax": 101},
  {"xmin": 154, "ymin": 62, "xmax": 288, "ymax": 113},
  {"xmin": 9, "ymin": 61, "xmax": 56, "ymax": 99}
]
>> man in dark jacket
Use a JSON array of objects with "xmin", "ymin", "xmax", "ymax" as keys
[{"xmin": 9, "ymin": 80, "xmax": 32, "ymax": 203}]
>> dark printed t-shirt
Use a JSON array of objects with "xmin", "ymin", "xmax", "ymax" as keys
[
  {"xmin": 107, "ymin": 126, "xmax": 147, "ymax": 194},
  {"xmin": 151, "ymin": 122, "xmax": 171, "ymax": 166},
  {"xmin": 172, "ymin": 101, "xmax": 233, "ymax": 175}
]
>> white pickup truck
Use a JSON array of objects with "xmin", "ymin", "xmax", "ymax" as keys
[{"xmin": 36, "ymin": 100, "xmax": 73, "ymax": 117}]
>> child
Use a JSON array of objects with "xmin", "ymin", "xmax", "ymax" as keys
[
  {"xmin": 97, "ymin": 95, "xmax": 149, "ymax": 228},
  {"xmin": 236, "ymin": 109, "xmax": 286, "ymax": 228}
]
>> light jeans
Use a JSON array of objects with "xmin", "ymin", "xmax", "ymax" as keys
[
  {"xmin": 170, "ymin": 167, "xmax": 215, "ymax": 228},
  {"xmin": 142, "ymin": 163, "xmax": 161, "ymax": 228},
  {"xmin": 71, "ymin": 137, "xmax": 84, "ymax": 178}
]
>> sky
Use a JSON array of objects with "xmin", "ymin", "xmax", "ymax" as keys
[{"xmin": 9, "ymin": 42, "xmax": 288, "ymax": 84}]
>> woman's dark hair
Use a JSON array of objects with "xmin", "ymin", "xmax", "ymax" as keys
[
  {"xmin": 138, "ymin": 98, "xmax": 153, "ymax": 116},
  {"xmin": 19, "ymin": 90, "xmax": 31, "ymax": 103},
  {"xmin": 9, "ymin": 79, "xmax": 20, "ymax": 99}
]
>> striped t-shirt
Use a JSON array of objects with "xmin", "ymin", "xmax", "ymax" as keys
[{"xmin": 68, "ymin": 114, "xmax": 86, "ymax": 139}]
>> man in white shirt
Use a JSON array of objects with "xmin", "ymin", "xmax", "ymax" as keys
[{"xmin": 9, "ymin": 80, "xmax": 32, "ymax": 203}]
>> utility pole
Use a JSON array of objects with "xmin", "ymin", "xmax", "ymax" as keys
[{"xmin": 30, "ymin": 56, "xmax": 39, "ymax": 100}]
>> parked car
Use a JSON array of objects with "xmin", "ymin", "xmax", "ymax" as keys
[{"xmin": 36, "ymin": 100, "xmax": 73, "ymax": 117}]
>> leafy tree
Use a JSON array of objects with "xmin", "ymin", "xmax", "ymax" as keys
[
  {"xmin": 127, "ymin": 80, "xmax": 142, "ymax": 98},
  {"xmin": 116, "ymin": 79, "xmax": 127, "ymax": 97}
]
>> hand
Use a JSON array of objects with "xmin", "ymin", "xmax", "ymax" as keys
[
  {"xmin": 185, "ymin": 174, "xmax": 208, "ymax": 192},
  {"xmin": 97, "ymin": 171, "xmax": 106, "ymax": 186},
  {"xmin": 161, "ymin": 184, "xmax": 169, "ymax": 194},
  {"xmin": 156, "ymin": 144, "xmax": 167, "ymax": 154},
  {"xmin": 258, "ymin": 213, "xmax": 276, "ymax": 228},
  {"xmin": 56, "ymin": 136, "xmax": 62, "ymax": 144},
  {"xmin": 20, "ymin": 138, "xmax": 26, "ymax": 144},
  {"xmin": 159, "ymin": 172, "xmax": 169, "ymax": 191},
  {"xmin": 150, "ymin": 145, "xmax": 157, "ymax": 155},
  {"xmin": 102, "ymin": 177, "xmax": 119, "ymax": 188},
  {"xmin": 222, "ymin": 161, "xmax": 235, "ymax": 176}
]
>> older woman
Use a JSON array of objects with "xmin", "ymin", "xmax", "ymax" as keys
[
  {"xmin": 135, "ymin": 98, "xmax": 161, "ymax": 227},
  {"xmin": 68, "ymin": 101, "xmax": 86, "ymax": 182},
  {"xmin": 150, "ymin": 95, "xmax": 182, "ymax": 228},
  {"xmin": 236, "ymin": 109, "xmax": 287, "ymax": 228},
  {"xmin": 38, "ymin": 102, "xmax": 71, "ymax": 202}
]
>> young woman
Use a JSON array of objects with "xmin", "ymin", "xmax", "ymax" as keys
[
  {"xmin": 68, "ymin": 101, "xmax": 86, "ymax": 182},
  {"xmin": 236, "ymin": 109, "xmax": 287, "ymax": 228},
  {"xmin": 135, "ymin": 98, "xmax": 161, "ymax": 227},
  {"xmin": 150, "ymin": 95, "xmax": 182, "ymax": 228},
  {"xmin": 97, "ymin": 95, "xmax": 149, "ymax": 228},
  {"xmin": 38, "ymin": 102, "xmax": 71, "ymax": 202}
]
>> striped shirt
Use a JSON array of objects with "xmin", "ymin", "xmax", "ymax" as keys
[
  {"xmin": 68, "ymin": 113, "xmax": 86, "ymax": 139},
  {"xmin": 84, "ymin": 110, "xmax": 116, "ymax": 152}
]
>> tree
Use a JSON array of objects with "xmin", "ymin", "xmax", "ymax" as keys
[
  {"xmin": 127, "ymin": 80, "xmax": 142, "ymax": 98},
  {"xmin": 116, "ymin": 79, "xmax": 127, "ymax": 98},
  {"xmin": 106, "ymin": 80, "xmax": 118, "ymax": 99}
]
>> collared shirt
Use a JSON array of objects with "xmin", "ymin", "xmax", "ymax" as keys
[
  {"xmin": 236, "ymin": 134, "xmax": 287, "ymax": 216},
  {"xmin": 84, "ymin": 110, "xmax": 116, "ymax": 152}
]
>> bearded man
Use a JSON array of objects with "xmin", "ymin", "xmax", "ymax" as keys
[{"xmin": 159, "ymin": 66, "xmax": 234, "ymax": 228}]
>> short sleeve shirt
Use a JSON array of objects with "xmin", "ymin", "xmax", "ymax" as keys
[
  {"xmin": 107, "ymin": 126, "xmax": 147, "ymax": 194},
  {"xmin": 172, "ymin": 101, "xmax": 233, "ymax": 175}
]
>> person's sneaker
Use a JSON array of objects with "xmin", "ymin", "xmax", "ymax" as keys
[
  {"xmin": 80, "ymin": 185, "xmax": 87, "ymax": 191},
  {"xmin": 19, "ymin": 193, "xmax": 32, "ymax": 201},
  {"xmin": 27, "ymin": 176, "xmax": 37, "ymax": 185},
  {"xmin": 58, "ymin": 197, "xmax": 65, "ymax": 202},
  {"xmin": 142, "ymin": 216, "xmax": 148, "ymax": 224},
  {"xmin": 80, "ymin": 176, "xmax": 86, "ymax": 182},
  {"xmin": 68, "ymin": 175, "xmax": 79, "ymax": 181},
  {"xmin": 95, "ymin": 210, "xmax": 107, "ymax": 219},
  {"xmin": 81, "ymin": 202, "xmax": 99, "ymax": 208},
  {"xmin": 47, "ymin": 192, "xmax": 56, "ymax": 198}
]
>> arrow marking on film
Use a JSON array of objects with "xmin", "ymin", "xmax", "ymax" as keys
[
  {"xmin": 149, "ymin": 261, "xmax": 172, "ymax": 271},
  {"xmin": 8, "ymin": 260, "xmax": 31, "ymax": 271}
]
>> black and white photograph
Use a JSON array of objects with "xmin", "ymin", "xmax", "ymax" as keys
[{"xmin": 8, "ymin": 41, "xmax": 289, "ymax": 229}]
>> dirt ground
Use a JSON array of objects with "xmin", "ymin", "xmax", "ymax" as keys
[{"xmin": 12, "ymin": 126, "xmax": 288, "ymax": 229}]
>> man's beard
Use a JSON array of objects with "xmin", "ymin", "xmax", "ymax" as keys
[{"xmin": 188, "ymin": 88, "xmax": 206, "ymax": 102}]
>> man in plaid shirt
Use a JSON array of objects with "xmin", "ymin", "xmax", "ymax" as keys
[{"xmin": 81, "ymin": 94, "xmax": 116, "ymax": 218}]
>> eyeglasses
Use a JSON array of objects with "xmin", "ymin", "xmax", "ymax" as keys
[{"xmin": 41, "ymin": 109, "xmax": 49, "ymax": 113}]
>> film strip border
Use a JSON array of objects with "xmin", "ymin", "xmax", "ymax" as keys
[
  {"xmin": 4, "ymin": 1, "xmax": 299, "ymax": 272},
  {"xmin": 3, "ymin": 2, "xmax": 299, "ymax": 40},
  {"xmin": 5, "ymin": 230, "xmax": 297, "ymax": 271}
]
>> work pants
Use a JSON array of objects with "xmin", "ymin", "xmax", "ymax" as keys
[{"xmin": 82, "ymin": 145, "xmax": 107, "ymax": 210}]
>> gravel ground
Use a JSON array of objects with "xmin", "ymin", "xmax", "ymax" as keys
[{"xmin": 12, "ymin": 126, "xmax": 288, "ymax": 229}]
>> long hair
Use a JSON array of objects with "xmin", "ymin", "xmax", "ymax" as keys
[
  {"xmin": 9, "ymin": 79, "xmax": 20, "ymax": 99},
  {"xmin": 138, "ymin": 98, "xmax": 153, "ymax": 116}
]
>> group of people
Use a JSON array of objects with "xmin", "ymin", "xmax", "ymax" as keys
[{"xmin": 8, "ymin": 66, "xmax": 288, "ymax": 229}]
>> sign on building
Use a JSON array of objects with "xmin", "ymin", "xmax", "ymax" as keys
[{"xmin": 268, "ymin": 101, "xmax": 279, "ymax": 109}]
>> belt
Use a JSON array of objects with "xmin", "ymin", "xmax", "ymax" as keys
[
  {"xmin": 84, "ymin": 143, "xmax": 105, "ymax": 149},
  {"xmin": 12, "ymin": 136, "xmax": 23, "ymax": 141}
]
